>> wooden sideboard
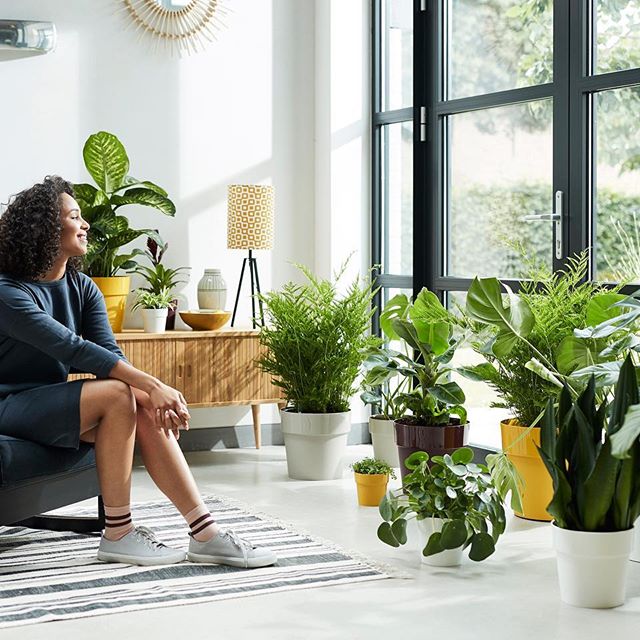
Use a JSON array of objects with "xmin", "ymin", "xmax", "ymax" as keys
[{"xmin": 71, "ymin": 329, "xmax": 285, "ymax": 448}]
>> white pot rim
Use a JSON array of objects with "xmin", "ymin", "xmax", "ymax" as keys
[
  {"xmin": 551, "ymin": 521, "xmax": 634, "ymax": 535},
  {"xmin": 281, "ymin": 407, "xmax": 350, "ymax": 416}
]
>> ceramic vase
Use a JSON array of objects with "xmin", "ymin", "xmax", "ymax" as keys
[{"xmin": 197, "ymin": 269, "xmax": 227, "ymax": 310}]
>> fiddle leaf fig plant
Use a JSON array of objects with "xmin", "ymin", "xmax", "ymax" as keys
[
  {"xmin": 377, "ymin": 448, "xmax": 506, "ymax": 561},
  {"xmin": 74, "ymin": 131, "xmax": 176, "ymax": 277}
]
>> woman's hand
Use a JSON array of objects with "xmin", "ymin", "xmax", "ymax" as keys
[{"xmin": 147, "ymin": 382, "xmax": 191, "ymax": 435}]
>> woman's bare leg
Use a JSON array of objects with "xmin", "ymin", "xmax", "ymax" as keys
[
  {"xmin": 78, "ymin": 380, "xmax": 137, "ymax": 507},
  {"xmin": 131, "ymin": 388, "xmax": 206, "ymax": 517}
]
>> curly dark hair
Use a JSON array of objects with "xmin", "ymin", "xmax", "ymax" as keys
[{"xmin": 0, "ymin": 176, "xmax": 82, "ymax": 280}]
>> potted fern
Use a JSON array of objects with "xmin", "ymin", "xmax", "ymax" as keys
[
  {"xmin": 131, "ymin": 288, "xmax": 176, "ymax": 334},
  {"xmin": 257, "ymin": 262, "xmax": 378, "ymax": 480},
  {"xmin": 350, "ymin": 457, "xmax": 396, "ymax": 507},
  {"xmin": 74, "ymin": 131, "xmax": 176, "ymax": 332},
  {"xmin": 539, "ymin": 356, "xmax": 640, "ymax": 608},
  {"xmin": 463, "ymin": 253, "xmax": 619, "ymax": 520}
]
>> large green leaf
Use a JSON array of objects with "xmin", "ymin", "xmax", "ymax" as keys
[
  {"xmin": 466, "ymin": 277, "xmax": 534, "ymax": 358},
  {"xmin": 111, "ymin": 188, "xmax": 176, "ymax": 216},
  {"xmin": 427, "ymin": 381, "xmax": 465, "ymax": 406},
  {"xmin": 581, "ymin": 439, "xmax": 620, "ymax": 530},
  {"xmin": 570, "ymin": 361, "xmax": 622, "ymax": 387},
  {"xmin": 380, "ymin": 294, "xmax": 410, "ymax": 340},
  {"xmin": 391, "ymin": 519, "xmax": 408, "ymax": 545},
  {"xmin": 611, "ymin": 404, "xmax": 640, "ymax": 459},
  {"xmin": 83, "ymin": 131, "xmax": 129, "ymax": 193},
  {"xmin": 422, "ymin": 531, "xmax": 445, "ymax": 556},
  {"xmin": 457, "ymin": 363, "xmax": 499, "ymax": 383},
  {"xmin": 468, "ymin": 532, "xmax": 495, "ymax": 561},
  {"xmin": 525, "ymin": 358, "xmax": 563, "ymax": 388},
  {"xmin": 556, "ymin": 336, "xmax": 604, "ymax": 375},
  {"xmin": 377, "ymin": 522, "xmax": 400, "ymax": 547},
  {"xmin": 411, "ymin": 288, "xmax": 454, "ymax": 324},
  {"xmin": 440, "ymin": 519, "xmax": 467, "ymax": 549},
  {"xmin": 73, "ymin": 182, "xmax": 98, "ymax": 207},
  {"xmin": 115, "ymin": 176, "xmax": 168, "ymax": 196},
  {"xmin": 586, "ymin": 292, "xmax": 627, "ymax": 326}
]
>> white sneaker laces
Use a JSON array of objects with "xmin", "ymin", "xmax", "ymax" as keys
[
  {"xmin": 134, "ymin": 526, "xmax": 167, "ymax": 550},
  {"xmin": 222, "ymin": 530, "xmax": 253, "ymax": 566}
]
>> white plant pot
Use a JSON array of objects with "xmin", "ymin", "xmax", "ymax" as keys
[
  {"xmin": 417, "ymin": 517, "xmax": 463, "ymax": 567},
  {"xmin": 552, "ymin": 523, "xmax": 634, "ymax": 608},
  {"xmin": 280, "ymin": 409, "xmax": 351, "ymax": 480},
  {"xmin": 141, "ymin": 308, "xmax": 168, "ymax": 333},
  {"xmin": 369, "ymin": 416, "xmax": 400, "ymax": 468},
  {"xmin": 631, "ymin": 518, "xmax": 640, "ymax": 563}
]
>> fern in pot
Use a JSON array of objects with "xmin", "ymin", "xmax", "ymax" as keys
[{"xmin": 258, "ymin": 262, "xmax": 378, "ymax": 480}]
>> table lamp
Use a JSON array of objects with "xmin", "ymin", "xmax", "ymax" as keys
[{"xmin": 227, "ymin": 184, "xmax": 274, "ymax": 328}]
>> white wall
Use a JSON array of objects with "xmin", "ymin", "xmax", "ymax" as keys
[{"xmin": 0, "ymin": 0, "xmax": 371, "ymax": 430}]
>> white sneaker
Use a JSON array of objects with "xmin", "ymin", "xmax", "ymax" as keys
[
  {"xmin": 97, "ymin": 526, "xmax": 186, "ymax": 566},
  {"xmin": 187, "ymin": 530, "xmax": 277, "ymax": 568}
]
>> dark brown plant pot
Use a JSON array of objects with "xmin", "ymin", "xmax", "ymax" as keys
[
  {"xmin": 394, "ymin": 417, "xmax": 470, "ymax": 481},
  {"xmin": 166, "ymin": 299, "xmax": 178, "ymax": 330}
]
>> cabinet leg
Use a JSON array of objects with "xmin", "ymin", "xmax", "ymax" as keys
[{"xmin": 251, "ymin": 404, "xmax": 261, "ymax": 449}]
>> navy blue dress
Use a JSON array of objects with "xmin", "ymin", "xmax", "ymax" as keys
[{"xmin": 0, "ymin": 270, "xmax": 126, "ymax": 449}]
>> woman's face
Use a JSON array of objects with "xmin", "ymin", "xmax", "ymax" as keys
[{"xmin": 59, "ymin": 192, "xmax": 90, "ymax": 257}]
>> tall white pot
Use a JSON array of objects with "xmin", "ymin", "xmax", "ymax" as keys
[
  {"xmin": 417, "ymin": 517, "xmax": 463, "ymax": 567},
  {"xmin": 369, "ymin": 416, "xmax": 400, "ymax": 468},
  {"xmin": 553, "ymin": 523, "xmax": 634, "ymax": 608},
  {"xmin": 141, "ymin": 308, "xmax": 168, "ymax": 333},
  {"xmin": 280, "ymin": 409, "xmax": 351, "ymax": 480}
]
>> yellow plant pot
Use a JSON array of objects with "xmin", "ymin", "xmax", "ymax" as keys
[
  {"xmin": 354, "ymin": 472, "xmax": 389, "ymax": 507},
  {"xmin": 501, "ymin": 419, "xmax": 553, "ymax": 522},
  {"xmin": 91, "ymin": 276, "xmax": 131, "ymax": 333}
]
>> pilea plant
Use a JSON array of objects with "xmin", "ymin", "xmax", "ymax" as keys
[{"xmin": 378, "ymin": 448, "xmax": 506, "ymax": 562}]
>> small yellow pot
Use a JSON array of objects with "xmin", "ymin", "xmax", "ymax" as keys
[
  {"xmin": 501, "ymin": 419, "xmax": 553, "ymax": 522},
  {"xmin": 354, "ymin": 472, "xmax": 389, "ymax": 507},
  {"xmin": 92, "ymin": 276, "xmax": 131, "ymax": 333}
]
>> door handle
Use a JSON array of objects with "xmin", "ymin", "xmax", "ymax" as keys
[{"xmin": 522, "ymin": 190, "xmax": 563, "ymax": 259}]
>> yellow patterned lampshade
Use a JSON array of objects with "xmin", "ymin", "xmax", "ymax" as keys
[{"xmin": 226, "ymin": 184, "xmax": 275, "ymax": 250}]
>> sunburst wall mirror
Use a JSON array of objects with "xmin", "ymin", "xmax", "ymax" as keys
[{"xmin": 122, "ymin": 0, "xmax": 228, "ymax": 55}]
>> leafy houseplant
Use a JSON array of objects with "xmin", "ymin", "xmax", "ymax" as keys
[
  {"xmin": 257, "ymin": 261, "xmax": 379, "ymax": 480},
  {"xmin": 351, "ymin": 457, "xmax": 397, "ymax": 507},
  {"xmin": 539, "ymin": 356, "xmax": 640, "ymax": 608},
  {"xmin": 73, "ymin": 131, "xmax": 176, "ymax": 332},
  {"xmin": 375, "ymin": 289, "xmax": 470, "ymax": 479},
  {"xmin": 131, "ymin": 288, "xmax": 176, "ymax": 334},
  {"xmin": 135, "ymin": 236, "xmax": 190, "ymax": 330},
  {"xmin": 378, "ymin": 448, "xmax": 506, "ymax": 566},
  {"xmin": 463, "ymin": 253, "xmax": 617, "ymax": 520},
  {"xmin": 74, "ymin": 131, "xmax": 176, "ymax": 278}
]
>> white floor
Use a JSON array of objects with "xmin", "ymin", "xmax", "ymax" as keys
[{"xmin": 4, "ymin": 445, "xmax": 640, "ymax": 640}]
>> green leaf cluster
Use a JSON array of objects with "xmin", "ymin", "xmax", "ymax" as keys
[
  {"xmin": 131, "ymin": 287, "xmax": 176, "ymax": 311},
  {"xmin": 257, "ymin": 261, "xmax": 379, "ymax": 413},
  {"xmin": 74, "ymin": 132, "xmax": 176, "ymax": 277},
  {"xmin": 361, "ymin": 289, "xmax": 469, "ymax": 425},
  {"xmin": 377, "ymin": 448, "xmax": 506, "ymax": 562},
  {"xmin": 464, "ymin": 253, "xmax": 615, "ymax": 426},
  {"xmin": 539, "ymin": 356, "xmax": 640, "ymax": 532},
  {"xmin": 135, "ymin": 237, "xmax": 190, "ymax": 297},
  {"xmin": 350, "ymin": 457, "xmax": 396, "ymax": 478}
]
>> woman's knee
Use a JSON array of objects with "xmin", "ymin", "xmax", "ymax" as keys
[{"xmin": 81, "ymin": 379, "xmax": 136, "ymax": 423}]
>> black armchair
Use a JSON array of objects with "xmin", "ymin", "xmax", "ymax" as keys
[{"xmin": 0, "ymin": 435, "xmax": 104, "ymax": 533}]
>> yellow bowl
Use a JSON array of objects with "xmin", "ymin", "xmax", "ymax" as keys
[{"xmin": 179, "ymin": 310, "xmax": 231, "ymax": 331}]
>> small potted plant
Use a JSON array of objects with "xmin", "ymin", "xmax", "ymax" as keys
[
  {"xmin": 350, "ymin": 457, "xmax": 397, "ymax": 507},
  {"xmin": 134, "ymin": 236, "xmax": 190, "ymax": 329},
  {"xmin": 379, "ymin": 289, "xmax": 470, "ymax": 480},
  {"xmin": 378, "ymin": 447, "xmax": 506, "ymax": 567},
  {"xmin": 131, "ymin": 287, "xmax": 176, "ymax": 334},
  {"xmin": 257, "ymin": 260, "xmax": 379, "ymax": 480},
  {"xmin": 539, "ymin": 356, "xmax": 640, "ymax": 609}
]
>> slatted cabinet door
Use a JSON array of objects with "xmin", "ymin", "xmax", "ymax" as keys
[{"xmin": 119, "ymin": 337, "xmax": 176, "ymax": 389}]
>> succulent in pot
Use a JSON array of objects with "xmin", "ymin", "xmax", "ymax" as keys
[
  {"xmin": 375, "ymin": 288, "xmax": 470, "ymax": 479},
  {"xmin": 539, "ymin": 355, "xmax": 640, "ymax": 608},
  {"xmin": 378, "ymin": 447, "xmax": 506, "ymax": 567},
  {"xmin": 257, "ymin": 260, "xmax": 379, "ymax": 480}
]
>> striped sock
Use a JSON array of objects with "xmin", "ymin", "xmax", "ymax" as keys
[
  {"xmin": 103, "ymin": 504, "xmax": 134, "ymax": 541},
  {"xmin": 185, "ymin": 504, "xmax": 219, "ymax": 542}
]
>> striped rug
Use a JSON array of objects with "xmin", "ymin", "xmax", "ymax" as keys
[{"xmin": 0, "ymin": 495, "xmax": 389, "ymax": 628}]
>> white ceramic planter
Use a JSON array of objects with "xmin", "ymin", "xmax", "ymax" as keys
[
  {"xmin": 368, "ymin": 416, "xmax": 400, "ymax": 468},
  {"xmin": 197, "ymin": 268, "xmax": 227, "ymax": 310},
  {"xmin": 141, "ymin": 308, "xmax": 168, "ymax": 333},
  {"xmin": 631, "ymin": 518, "xmax": 640, "ymax": 563},
  {"xmin": 280, "ymin": 409, "xmax": 351, "ymax": 480},
  {"xmin": 417, "ymin": 517, "xmax": 463, "ymax": 567},
  {"xmin": 552, "ymin": 523, "xmax": 634, "ymax": 608}
]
